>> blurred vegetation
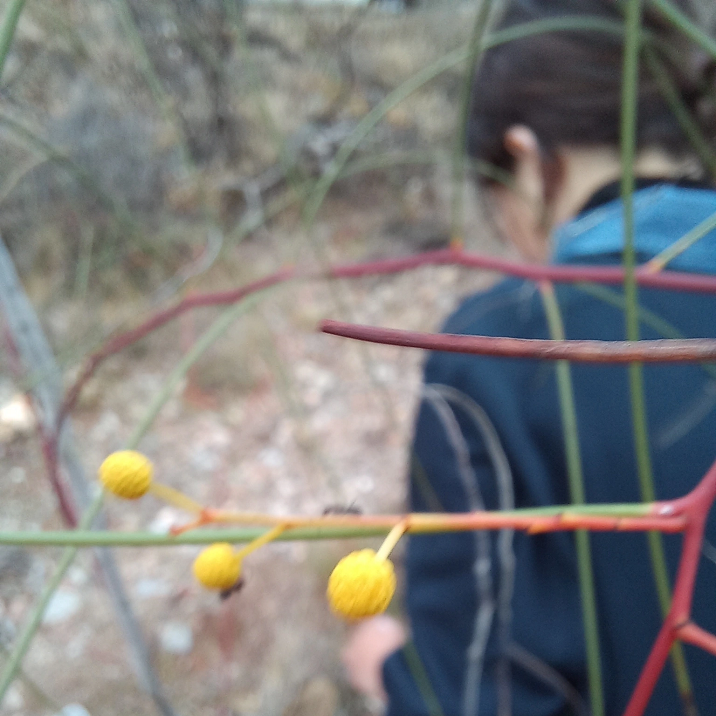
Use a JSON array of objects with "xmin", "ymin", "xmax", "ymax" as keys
[{"xmin": 0, "ymin": 0, "xmax": 477, "ymax": 303}]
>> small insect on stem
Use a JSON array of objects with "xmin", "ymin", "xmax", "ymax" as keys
[
  {"xmin": 322, "ymin": 502, "xmax": 362, "ymax": 515},
  {"xmin": 219, "ymin": 577, "xmax": 245, "ymax": 601}
]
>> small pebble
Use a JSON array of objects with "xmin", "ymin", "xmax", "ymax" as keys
[
  {"xmin": 4, "ymin": 684, "xmax": 23, "ymax": 709},
  {"xmin": 42, "ymin": 589, "xmax": 81, "ymax": 625},
  {"xmin": 148, "ymin": 507, "xmax": 183, "ymax": 535},
  {"xmin": 134, "ymin": 578, "xmax": 171, "ymax": 599},
  {"xmin": 159, "ymin": 621, "xmax": 193, "ymax": 655},
  {"xmin": 54, "ymin": 704, "xmax": 91, "ymax": 716}
]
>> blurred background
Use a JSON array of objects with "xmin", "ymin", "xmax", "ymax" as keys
[{"xmin": 0, "ymin": 0, "xmax": 507, "ymax": 714}]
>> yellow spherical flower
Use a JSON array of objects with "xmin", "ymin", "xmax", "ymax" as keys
[
  {"xmin": 193, "ymin": 543, "xmax": 242, "ymax": 591},
  {"xmin": 327, "ymin": 549, "xmax": 396, "ymax": 619},
  {"xmin": 99, "ymin": 450, "xmax": 153, "ymax": 499}
]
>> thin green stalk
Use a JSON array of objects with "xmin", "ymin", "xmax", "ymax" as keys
[
  {"xmin": 74, "ymin": 223, "xmax": 94, "ymax": 300},
  {"xmin": 0, "ymin": 642, "xmax": 61, "ymax": 711},
  {"xmin": 111, "ymin": 0, "xmax": 191, "ymax": 168},
  {"xmin": 620, "ymin": 1, "xmax": 694, "ymax": 709},
  {"xmin": 222, "ymin": 0, "xmax": 306, "ymax": 193},
  {"xmin": 298, "ymin": 18, "xmax": 626, "ymax": 411},
  {"xmin": 403, "ymin": 640, "xmax": 446, "ymax": 716},
  {"xmin": 301, "ymin": 15, "xmax": 626, "ymax": 231},
  {"xmin": 649, "ymin": 0, "xmax": 716, "ymax": 61},
  {"xmin": 621, "ymin": 0, "xmax": 643, "ymax": 346},
  {"xmin": 127, "ymin": 290, "xmax": 272, "ymax": 449},
  {"xmin": 0, "ymin": 502, "xmax": 656, "ymax": 548},
  {"xmin": 0, "ymin": 154, "xmax": 46, "ymax": 206},
  {"xmin": 540, "ymin": 282, "xmax": 604, "ymax": 716},
  {"xmin": 450, "ymin": 0, "xmax": 494, "ymax": 243},
  {"xmin": 0, "ymin": 111, "xmax": 137, "ymax": 234},
  {"xmin": 647, "ymin": 209, "xmax": 716, "ymax": 271},
  {"xmin": 644, "ymin": 47, "xmax": 716, "ymax": 181},
  {"xmin": 0, "ymin": 0, "xmax": 26, "ymax": 80},
  {"xmin": 0, "ymin": 492, "xmax": 104, "ymax": 705}
]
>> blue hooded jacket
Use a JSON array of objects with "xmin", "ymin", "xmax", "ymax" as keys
[{"xmin": 383, "ymin": 184, "xmax": 716, "ymax": 716}]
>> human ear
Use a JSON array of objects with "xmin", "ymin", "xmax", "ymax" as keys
[
  {"xmin": 504, "ymin": 126, "xmax": 545, "ymax": 214},
  {"xmin": 504, "ymin": 125, "xmax": 541, "ymax": 164},
  {"xmin": 497, "ymin": 125, "xmax": 553, "ymax": 262}
]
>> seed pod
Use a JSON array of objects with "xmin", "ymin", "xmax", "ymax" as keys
[
  {"xmin": 327, "ymin": 549, "xmax": 396, "ymax": 619},
  {"xmin": 193, "ymin": 543, "xmax": 242, "ymax": 591},
  {"xmin": 98, "ymin": 450, "xmax": 153, "ymax": 500}
]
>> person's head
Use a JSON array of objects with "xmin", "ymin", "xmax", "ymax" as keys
[{"xmin": 468, "ymin": 0, "xmax": 716, "ymax": 261}]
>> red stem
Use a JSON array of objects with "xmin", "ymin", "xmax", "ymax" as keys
[
  {"xmin": 623, "ymin": 459, "xmax": 716, "ymax": 716},
  {"xmin": 38, "ymin": 426, "xmax": 78, "ymax": 526},
  {"xmin": 328, "ymin": 248, "xmax": 716, "ymax": 294},
  {"xmin": 55, "ymin": 248, "xmax": 716, "ymax": 441},
  {"xmin": 320, "ymin": 320, "xmax": 716, "ymax": 363},
  {"xmin": 676, "ymin": 623, "xmax": 716, "ymax": 658},
  {"xmin": 623, "ymin": 618, "xmax": 677, "ymax": 716},
  {"xmin": 56, "ymin": 268, "xmax": 295, "ymax": 431}
]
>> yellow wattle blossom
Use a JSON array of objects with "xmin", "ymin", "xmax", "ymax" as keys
[
  {"xmin": 327, "ymin": 549, "xmax": 396, "ymax": 619},
  {"xmin": 99, "ymin": 450, "xmax": 153, "ymax": 499},
  {"xmin": 193, "ymin": 543, "xmax": 242, "ymax": 590}
]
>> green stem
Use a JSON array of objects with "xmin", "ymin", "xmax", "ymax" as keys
[
  {"xmin": 111, "ymin": 0, "xmax": 191, "ymax": 168},
  {"xmin": 0, "ymin": 501, "xmax": 655, "ymax": 548},
  {"xmin": 222, "ymin": 0, "xmax": 305, "ymax": 193},
  {"xmin": 0, "ymin": 0, "xmax": 25, "ymax": 80},
  {"xmin": 621, "ymin": 0, "xmax": 642, "ymax": 345},
  {"xmin": 0, "ymin": 492, "xmax": 104, "ymax": 705},
  {"xmin": 540, "ymin": 282, "xmax": 604, "ymax": 716},
  {"xmin": 302, "ymin": 15, "xmax": 626, "ymax": 231},
  {"xmin": 649, "ymin": 0, "xmax": 716, "ymax": 61},
  {"xmin": 0, "ymin": 112, "xmax": 137, "ymax": 234},
  {"xmin": 620, "ymin": 1, "xmax": 694, "ymax": 708},
  {"xmin": 0, "ymin": 644, "xmax": 61, "ymax": 711},
  {"xmin": 575, "ymin": 282, "xmax": 716, "ymax": 382},
  {"xmin": 127, "ymin": 290, "xmax": 272, "ymax": 449},
  {"xmin": 403, "ymin": 640, "xmax": 446, "ymax": 716},
  {"xmin": 450, "ymin": 0, "xmax": 494, "ymax": 243},
  {"xmin": 643, "ymin": 47, "xmax": 716, "ymax": 181},
  {"xmin": 647, "ymin": 209, "xmax": 716, "ymax": 271}
]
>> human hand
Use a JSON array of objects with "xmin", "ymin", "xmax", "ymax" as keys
[{"xmin": 341, "ymin": 615, "xmax": 407, "ymax": 705}]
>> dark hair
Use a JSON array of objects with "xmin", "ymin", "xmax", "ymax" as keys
[{"xmin": 467, "ymin": 0, "xmax": 716, "ymax": 175}]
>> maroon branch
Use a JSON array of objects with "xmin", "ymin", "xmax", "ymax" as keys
[
  {"xmin": 47, "ymin": 249, "xmax": 716, "ymax": 511},
  {"xmin": 321, "ymin": 320, "xmax": 716, "ymax": 363},
  {"xmin": 327, "ymin": 248, "xmax": 716, "ymax": 294},
  {"xmin": 56, "ymin": 268, "xmax": 296, "ymax": 430},
  {"xmin": 56, "ymin": 248, "xmax": 716, "ymax": 436}
]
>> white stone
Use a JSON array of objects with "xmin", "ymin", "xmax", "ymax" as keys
[
  {"xmin": 8, "ymin": 467, "xmax": 25, "ymax": 484},
  {"xmin": 89, "ymin": 410, "xmax": 121, "ymax": 442},
  {"xmin": 42, "ymin": 589, "xmax": 81, "ymax": 625},
  {"xmin": 54, "ymin": 704, "xmax": 91, "ymax": 716},
  {"xmin": 258, "ymin": 447, "xmax": 284, "ymax": 469},
  {"xmin": 159, "ymin": 621, "xmax": 193, "ymax": 655},
  {"xmin": 0, "ymin": 395, "xmax": 36, "ymax": 441},
  {"xmin": 134, "ymin": 578, "xmax": 172, "ymax": 599},
  {"xmin": 4, "ymin": 683, "xmax": 23, "ymax": 709},
  {"xmin": 68, "ymin": 566, "xmax": 89, "ymax": 586},
  {"xmin": 148, "ymin": 507, "xmax": 183, "ymax": 535}
]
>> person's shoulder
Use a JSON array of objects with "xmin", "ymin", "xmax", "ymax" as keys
[
  {"xmin": 441, "ymin": 276, "xmax": 540, "ymax": 338},
  {"xmin": 554, "ymin": 183, "xmax": 716, "ymax": 271}
]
